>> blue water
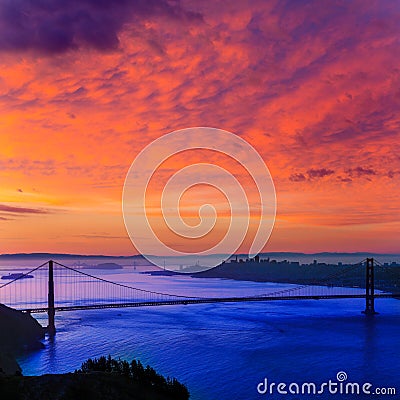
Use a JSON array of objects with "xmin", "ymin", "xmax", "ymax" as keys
[{"xmin": 15, "ymin": 271, "xmax": 400, "ymax": 400}]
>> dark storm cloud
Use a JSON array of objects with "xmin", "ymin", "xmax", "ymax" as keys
[
  {"xmin": 307, "ymin": 168, "xmax": 335, "ymax": 179},
  {"xmin": 0, "ymin": 204, "xmax": 49, "ymax": 214},
  {"xmin": 346, "ymin": 166, "xmax": 376, "ymax": 178},
  {"xmin": 387, "ymin": 170, "xmax": 399, "ymax": 179},
  {"xmin": 336, "ymin": 176, "xmax": 352, "ymax": 183},
  {"xmin": 289, "ymin": 173, "xmax": 306, "ymax": 182},
  {"xmin": 0, "ymin": 159, "xmax": 57, "ymax": 175},
  {"xmin": 0, "ymin": 0, "xmax": 202, "ymax": 54},
  {"xmin": 75, "ymin": 234, "xmax": 127, "ymax": 240},
  {"xmin": 290, "ymin": 166, "xmax": 383, "ymax": 183},
  {"xmin": 289, "ymin": 169, "xmax": 335, "ymax": 182}
]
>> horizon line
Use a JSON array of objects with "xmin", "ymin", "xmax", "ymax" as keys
[{"xmin": 1, "ymin": 251, "xmax": 399, "ymax": 258}]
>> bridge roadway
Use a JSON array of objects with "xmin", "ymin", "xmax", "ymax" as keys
[{"xmin": 22, "ymin": 293, "xmax": 400, "ymax": 314}]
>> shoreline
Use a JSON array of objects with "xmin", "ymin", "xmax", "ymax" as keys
[{"xmin": 190, "ymin": 258, "xmax": 400, "ymax": 296}]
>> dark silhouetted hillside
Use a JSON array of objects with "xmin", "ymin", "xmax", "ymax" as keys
[
  {"xmin": 0, "ymin": 304, "xmax": 44, "ymax": 376},
  {"xmin": 0, "ymin": 356, "xmax": 190, "ymax": 400}
]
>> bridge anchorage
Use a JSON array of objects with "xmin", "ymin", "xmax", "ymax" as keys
[{"xmin": 0, "ymin": 257, "xmax": 399, "ymax": 336}]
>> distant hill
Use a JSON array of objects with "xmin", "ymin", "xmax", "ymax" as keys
[
  {"xmin": 0, "ymin": 253, "xmax": 155, "ymax": 267},
  {"xmin": 0, "ymin": 253, "xmax": 144, "ymax": 260},
  {"xmin": 2, "ymin": 252, "xmax": 398, "ymax": 259},
  {"xmin": 84, "ymin": 263, "xmax": 123, "ymax": 270}
]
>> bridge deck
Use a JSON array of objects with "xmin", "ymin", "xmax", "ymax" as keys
[{"xmin": 21, "ymin": 293, "xmax": 400, "ymax": 313}]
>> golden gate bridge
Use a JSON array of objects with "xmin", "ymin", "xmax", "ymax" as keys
[{"xmin": 0, "ymin": 258, "xmax": 399, "ymax": 335}]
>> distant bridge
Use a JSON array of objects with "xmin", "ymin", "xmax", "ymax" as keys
[{"xmin": 0, "ymin": 258, "xmax": 399, "ymax": 335}]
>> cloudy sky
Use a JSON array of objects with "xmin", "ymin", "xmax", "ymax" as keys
[{"xmin": 0, "ymin": 0, "xmax": 399, "ymax": 255}]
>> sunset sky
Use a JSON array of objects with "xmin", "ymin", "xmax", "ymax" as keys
[{"xmin": 1, "ymin": 0, "xmax": 399, "ymax": 255}]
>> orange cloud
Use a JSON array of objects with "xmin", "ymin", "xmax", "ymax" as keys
[{"xmin": 0, "ymin": 0, "xmax": 399, "ymax": 254}]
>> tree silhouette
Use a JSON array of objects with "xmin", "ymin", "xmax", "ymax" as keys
[{"xmin": 77, "ymin": 355, "xmax": 189, "ymax": 400}]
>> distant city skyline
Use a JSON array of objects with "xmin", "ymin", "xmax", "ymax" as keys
[{"xmin": 0, "ymin": 1, "xmax": 399, "ymax": 255}]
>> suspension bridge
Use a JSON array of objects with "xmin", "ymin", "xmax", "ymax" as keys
[{"xmin": 0, "ymin": 258, "xmax": 399, "ymax": 335}]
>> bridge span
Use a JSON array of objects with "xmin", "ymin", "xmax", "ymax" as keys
[{"xmin": 1, "ymin": 258, "xmax": 399, "ymax": 335}]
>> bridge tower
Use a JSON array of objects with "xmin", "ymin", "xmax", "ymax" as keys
[
  {"xmin": 47, "ymin": 260, "xmax": 56, "ymax": 335},
  {"xmin": 363, "ymin": 258, "xmax": 377, "ymax": 315}
]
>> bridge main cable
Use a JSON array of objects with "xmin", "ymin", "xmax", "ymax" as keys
[
  {"xmin": 254, "ymin": 259, "xmax": 368, "ymax": 298},
  {"xmin": 52, "ymin": 261, "xmax": 205, "ymax": 300},
  {"xmin": 0, "ymin": 260, "xmax": 49, "ymax": 289}
]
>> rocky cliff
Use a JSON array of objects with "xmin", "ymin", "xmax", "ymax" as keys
[{"xmin": 0, "ymin": 304, "xmax": 44, "ymax": 376}]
